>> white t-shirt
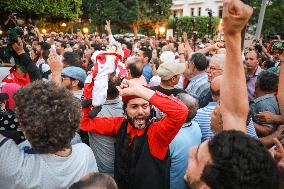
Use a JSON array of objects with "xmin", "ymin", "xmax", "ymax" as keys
[
  {"xmin": 0, "ymin": 138, "xmax": 98, "ymax": 189},
  {"xmin": 149, "ymin": 75, "xmax": 184, "ymax": 89},
  {"xmin": 149, "ymin": 76, "xmax": 161, "ymax": 87}
]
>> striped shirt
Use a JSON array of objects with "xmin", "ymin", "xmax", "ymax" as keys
[
  {"xmin": 193, "ymin": 102, "xmax": 258, "ymax": 142},
  {"xmin": 185, "ymin": 72, "xmax": 211, "ymax": 108},
  {"xmin": 88, "ymin": 98, "xmax": 124, "ymax": 176}
]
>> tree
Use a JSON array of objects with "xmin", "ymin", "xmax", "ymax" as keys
[
  {"xmin": 120, "ymin": 0, "xmax": 172, "ymax": 36},
  {"xmin": 168, "ymin": 16, "xmax": 220, "ymax": 39},
  {"xmin": 84, "ymin": 0, "xmax": 172, "ymax": 35},
  {"xmin": 82, "ymin": 0, "xmax": 129, "ymax": 33},
  {"xmin": 0, "ymin": 0, "xmax": 82, "ymax": 20},
  {"xmin": 251, "ymin": 0, "xmax": 284, "ymax": 38}
]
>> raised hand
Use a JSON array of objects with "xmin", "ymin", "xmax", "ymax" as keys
[
  {"xmin": 182, "ymin": 32, "xmax": 188, "ymax": 43},
  {"xmin": 272, "ymin": 138, "xmax": 284, "ymax": 169},
  {"xmin": 221, "ymin": 0, "xmax": 253, "ymax": 132},
  {"xmin": 116, "ymin": 79, "xmax": 138, "ymax": 97},
  {"xmin": 116, "ymin": 79, "xmax": 155, "ymax": 101},
  {"xmin": 222, "ymin": 0, "xmax": 253, "ymax": 36},
  {"xmin": 178, "ymin": 43, "xmax": 186, "ymax": 55},
  {"xmin": 105, "ymin": 20, "xmax": 112, "ymax": 34},
  {"xmin": 47, "ymin": 51, "xmax": 63, "ymax": 74},
  {"xmin": 12, "ymin": 37, "xmax": 25, "ymax": 55}
]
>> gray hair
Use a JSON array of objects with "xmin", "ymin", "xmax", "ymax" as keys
[
  {"xmin": 176, "ymin": 93, "xmax": 199, "ymax": 122},
  {"xmin": 210, "ymin": 54, "xmax": 226, "ymax": 70}
]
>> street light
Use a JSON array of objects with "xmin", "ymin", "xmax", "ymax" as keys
[
  {"xmin": 83, "ymin": 27, "xmax": 89, "ymax": 34},
  {"xmin": 0, "ymin": 30, "xmax": 2, "ymax": 35},
  {"xmin": 61, "ymin": 23, "xmax": 67, "ymax": 27},
  {"xmin": 42, "ymin": 29, "xmax": 47, "ymax": 34},
  {"xmin": 159, "ymin": 27, "xmax": 166, "ymax": 34}
]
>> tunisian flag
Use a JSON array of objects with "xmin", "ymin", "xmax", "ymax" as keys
[{"xmin": 83, "ymin": 51, "xmax": 127, "ymax": 106}]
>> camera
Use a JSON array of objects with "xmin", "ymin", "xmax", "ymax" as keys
[{"xmin": 10, "ymin": 13, "xmax": 17, "ymax": 20}]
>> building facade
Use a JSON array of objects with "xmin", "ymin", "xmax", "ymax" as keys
[{"xmin": 171, "ymin": 0, "xmax": 224, "ymax": 18}]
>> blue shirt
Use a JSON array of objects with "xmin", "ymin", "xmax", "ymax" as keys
[
  {"xmin": 169, "ymin": 121, "xmax": 202, "ymax": 189},
  {"xmin": 185, "ymin": 72, "xmax": 211, "ymax": 108},
  {"xmin": 250, "ymin": 94, "xmax": 280, "ymax": 130},
  {"xmin": 143, "ymin": 63, "xmax": 153, "ymax": 84},
  {"xmin": 193, "ymin": 102, "xmax": 217, "ymax": 142},
  {"xmin": 194, "ymin": 102, "xmax": 258, "ymax": 142}
]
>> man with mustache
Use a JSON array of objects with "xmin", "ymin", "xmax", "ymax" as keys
[{"xmin": 80, "ymin": 79, "xmax": 188, "ymax": 189}]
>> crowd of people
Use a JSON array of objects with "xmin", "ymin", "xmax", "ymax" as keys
[{"xmin": 0, "ymin": 0, "xmax": 284, "ymax": 188}]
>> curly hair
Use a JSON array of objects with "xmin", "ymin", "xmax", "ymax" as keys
[
  {"xmin": 201, "ymin": 131, "xmax": 279, "ymax": 189},
  {"xmin": 14, "ymin": 81, "xmax": 81, "ymax": 154}
]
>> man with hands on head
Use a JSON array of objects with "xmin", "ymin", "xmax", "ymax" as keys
[{"xmin": 80, "ymin": 79, "xmax": 188, "ymax": 189}]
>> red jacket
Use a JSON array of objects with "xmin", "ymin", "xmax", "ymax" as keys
[{"xmin": 80, "ymin": 92, "xmax": 188, "ymax": 160}]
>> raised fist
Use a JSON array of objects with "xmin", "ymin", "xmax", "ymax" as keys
[{"xmin": 222, "ymin": 0, "xmax": 253, "ymax": 36}]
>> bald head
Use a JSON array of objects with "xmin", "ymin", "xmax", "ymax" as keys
[
  {"xmin": 125, "ymin": 57, "xmax": 143, "ymax": 67},
  {"xmin": 210, "ymin": 75, "xmax": 222, "ymax": 102},
  {"xmin": 125, "ymin": 57, "xmax": 144, "ymax": 79},
  {"xmin": 176, "ymin": 93, "xmax": 198, "ymax": 122}
]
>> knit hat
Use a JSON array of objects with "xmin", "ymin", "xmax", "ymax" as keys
[{"xmin": 61, "ymin": 66, "xmax": 87, "ymax": 83}]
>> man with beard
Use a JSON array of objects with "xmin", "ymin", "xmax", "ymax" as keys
[
  {"xmin": 184, "ymin": 1, "xmax": 280, "ymax": 189},
  {"xmin": 61, "ymin": 66, "xmax": 87, "ymax": 100},
  {"xmin": 55, "ymin": 39, "xmax": 66, "ymax": 60},
  {"xmin": 80, "ymin": 79, "xmax": 188, "ymax": 189}
]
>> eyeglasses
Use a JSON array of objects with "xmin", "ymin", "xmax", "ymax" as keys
[{"xmin": 208, "ymin": 66, "xmax": 222, "ymax": 71}]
